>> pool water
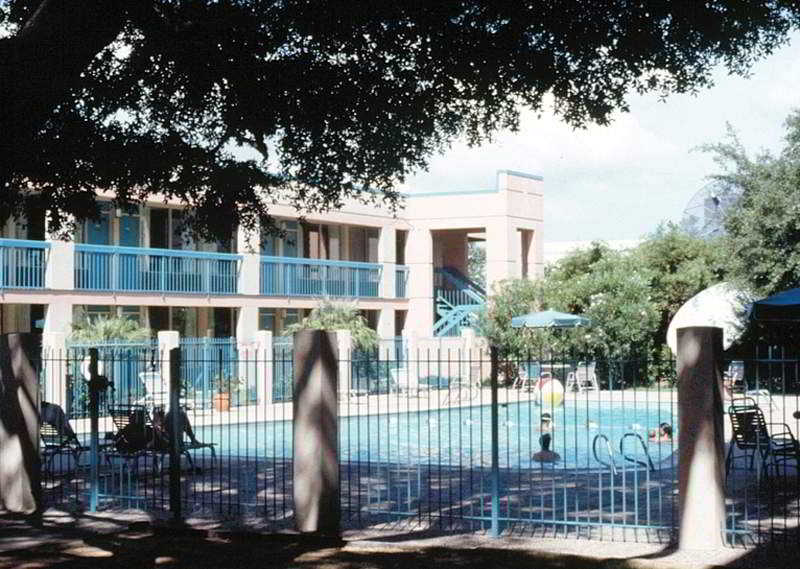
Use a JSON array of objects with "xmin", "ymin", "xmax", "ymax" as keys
[{"xmin": 194, "ymin": 399, "xmax": 677, "ymax": 470}]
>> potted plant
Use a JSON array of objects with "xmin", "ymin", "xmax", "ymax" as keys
[{"xmin": 211, "ymin": 373, "xmax": 233, "ymax": 412}]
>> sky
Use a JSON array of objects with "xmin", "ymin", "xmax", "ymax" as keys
[{"xmin": 404, "ymin": 32, "xmax": 800, "ymax": 243}]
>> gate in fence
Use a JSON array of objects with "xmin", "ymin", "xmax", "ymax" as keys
[{"xmin": 34, "ymin": 338, "xmax": 800, "ymax": 546}]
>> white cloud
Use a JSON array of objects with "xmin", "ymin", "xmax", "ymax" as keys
[{"xmin": 406, "ymin": 33, "xmax": 800, "ymax": 242}]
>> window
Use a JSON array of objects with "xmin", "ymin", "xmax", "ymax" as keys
[{"xmin": 259, "ymin": 308, "xmax": 276, "ymax": 332}]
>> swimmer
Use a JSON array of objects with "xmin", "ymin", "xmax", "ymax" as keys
[
  {"xmin": 648, "ymin": 422, "xmax": 673, "ymax": 442},
  {"xmin": 587, "ymin": 420, "xmax": 598, "ymax": 429},
  {"xmin": 532, "ymin": 412, "xmax": 561, "ymax": 463}
]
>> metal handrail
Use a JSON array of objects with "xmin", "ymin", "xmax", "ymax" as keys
[
  {"xmin": 592, "ymin": 434, "xmax": 618, "ymax": 476},
  {"xmin": 620, "ymin": 432, "xmax": 656, "ymax": 472}
]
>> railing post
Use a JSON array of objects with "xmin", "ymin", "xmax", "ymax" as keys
[
  {"xmin": 168, "ymin": 347, "xmax": 182, "ymax": 522},
  {"xmin": 87, "ymin": 348, "xmax": 101, "ymax": 512},
  {"xmin": 489, "ymin": 346, "xmax": 500, "ymax": 537},
  {"xmin": 677, "ymin": 326, "xmax": 726, "ymax": 549}
]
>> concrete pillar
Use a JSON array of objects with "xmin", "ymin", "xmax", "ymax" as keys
[
  {"xmin": 43, "ymin": 301, "xmax": 73, "ymax": 336},
  {"xmin": 405, "ymin": 227, "xmax": 434, "ymax": 337},
  {"xmin": 377, "ymin": 307, "xmax": 395, "ymax": 340},
  {"xmin": 255, "ymin": 330, "xmax": 273, "ymax": 406},
  {"xmin": 677, "ymin": 326, "xmax": 726, "ymax": 550},
  {"xmin": 0, "ymin": 334, "xmax": 41, "ymax": 513},
  {"xmin": 485, "ymin": 219, "xmax": 518, "ymax": 290},
  {"xmin": 41, "ymin": 331, "xmax": 67, "ymax": 407},
  {"xmin": 378, "ymin": 226, "xmax": 396, "ymax": 298},
  {"xmin": 292, "ymin": 330, "xmax": 340, "ymax": 534},
  {"xmin": 236, "ymin": 305, "xmax": 259, "ymax": 343},
  {"xmin": 335, "ymin": 330, "xmax": 352, "ymax": 396},
  {"xmin": 158, "ymin": 331, "xmax": 180, "ymax": 410},
  {"xmin": 239, "ymin": 254, "xmax": 261, "ymax": 296},
  {"xmin": 45, "ymin": 240, "xmax": 74, "ymax": 290}
]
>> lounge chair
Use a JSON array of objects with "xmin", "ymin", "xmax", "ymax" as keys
[
  {"xmin": 566, "ymin": 362, "xmax": 599, "ymax": 392},
  {"xmin": 513, "ymin": 361, "xmax": 550, "ymax": 391},
  {"xmin": 106, "ymin": 404, "xmax": 154, "ymax": 470},
  {"xmin": 40, "ymin": 422, "xmax": 89, "ymax": 473},
  {"xmin": 726, "ymin": 397, "xmax": 799, "ymax": 476},
  {"xmin": 389, "ymin": 366, "xmax": 429, "ymax": 396}
]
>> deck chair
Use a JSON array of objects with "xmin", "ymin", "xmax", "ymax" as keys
[
  {"xmin": 389, "ymin": 366, "xmax": 429, "ymax": 396},
  {"xmin": 106, "ymin": 404, "xmax": 154, "ymax": 470},
  {"xmin": 152, "ymin": 408, "xmax": 217, "ymax": 469},
  {"xmin": 513, "ymin": 362, "xmax": 550, "ymax": 391},
  {"xmin": 726, "ymin": 397, "xmax": 799, "ymax": 476},
  {"xmin": 40, "ymin": 422, "xmax": 89, "ymax": 473},
  {"xmin": 566, "ymin": 362, "xmax": 599, "ymax": 393}
]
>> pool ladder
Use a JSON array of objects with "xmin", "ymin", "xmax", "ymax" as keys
[{"xmin": 592, "ymin": 432, "xmax": 656, "ymax": 475}]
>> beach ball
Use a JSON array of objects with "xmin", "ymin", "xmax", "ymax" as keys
[{"xmin": 536, "ymin": 378, "xmax": 565, "ymax": 407}]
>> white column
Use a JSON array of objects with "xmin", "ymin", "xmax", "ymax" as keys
[
  {"xmin": 255, "ymin": 330, "xmax": 273, "ymax": 407},
  {"xmin": 335, "ymin": 329, "xmax": 352, "ymax": 397},
  {"xmin": 405, "ymin": 227, "xmax": 433, "ymax": 338},
  {"xmin": 45, "ymin": 240, "xmax": 74, "ymax": 290},
  {"xmin": 377, "ymin": 308, "xmax": 395, "ymax": 356},
  {"xmin": 41, "ymin": 331, "xmax": 67, "ymax": 407},
  {"xmin": 378, "ymin": 226, "xmax": 396, "ymax": 298},
  {"xmin": 158, "ymin": 330, "xmax": 180, "ymax": 410},
  {"xmin": 485, "ymin": 219, "xmax": 518, "ymax": 290},
  {"xmin": 43, "ymin": 301, "xmax": 73, "ymax": 336},
  {"xmin": 236, "ymin": 305, "xmax": 259, "ymax": 343}
]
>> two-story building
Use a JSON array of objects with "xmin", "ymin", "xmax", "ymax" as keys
[{"xmin": 0, "ymin": 170, "xmax": 543, "ymax": 347}]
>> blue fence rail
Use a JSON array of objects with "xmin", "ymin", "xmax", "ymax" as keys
[
  {"xmin": 395, "ymin": 265, "xmax": 409, "ymax": 298},
  {"xmin": 180, "ymin": 337, "xmax": 247, "ymax": 407},
  {"xmin": 0, "ymin": 238, "xmax": 49, "ymax": 289},
  {"xmin": 74, "ymin": 244, "xmax": 240, "ymax": 294},
  {"xmin": 260, "ymin": 256, "xmax": 381, "ymax": 297}
]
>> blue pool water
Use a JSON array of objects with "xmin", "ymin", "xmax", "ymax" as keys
[{"xmin": 194, "ymin": 399, "xmax": 677, "ymax": 470}]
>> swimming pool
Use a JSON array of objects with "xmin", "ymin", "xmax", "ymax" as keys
[{"xmin": 193, "ymin": 399, "xmax": 677, "ymax": 470}]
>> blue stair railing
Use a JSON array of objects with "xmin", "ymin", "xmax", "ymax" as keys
[{"xmin": 433, "ymin": 266, "xmax": 486, "ymax": 336}]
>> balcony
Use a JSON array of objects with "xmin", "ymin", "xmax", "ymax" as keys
[
  {"xmin": 75, "ymin": 244, "xmax": 240, "ymax": 294},
  {"xmin": 0, "ymin": 239, "xmax": 49, "ymax": 289},
  {"xmin": 260, "ymin": 256, "xmax": 381, "ymax": 298}
]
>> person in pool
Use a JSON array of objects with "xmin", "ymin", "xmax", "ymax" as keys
[
  {"xmin": 648, "ymin": 422, "xmax": 673, "ymax": 442},
  {"xmin": 532, "ymin": 412, "xmax": 561, "ymax": 463}
]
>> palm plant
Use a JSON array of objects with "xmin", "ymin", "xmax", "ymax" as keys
[
  {"xmin": 283, "ymin": 299, "xmax": 378, "ymax": 351},
  {"xmin": 70, "ymin": 315, "xmax": 152, "ymax": 343}
]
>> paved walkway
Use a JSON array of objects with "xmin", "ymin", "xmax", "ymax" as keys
[{"xmin": 0, "ymin": 509, "xmax": 794, "ymax": 569}]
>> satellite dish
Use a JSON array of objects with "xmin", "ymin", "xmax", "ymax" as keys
[
  {"xmin": 680, "ymin": 180, "xmax": 742, "ymax": 238},
  {"xmin": 667, "ymin": 282, "xmax": 753, "ymax": 354}
]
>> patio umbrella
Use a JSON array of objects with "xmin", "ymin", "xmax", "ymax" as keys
[
  {"xmin": 511, "ymin": 309, "xmax": 591, "ymax": 329},
  {"xmin": 751, "ymin": 287, "xmax": 800, "ymax": 321}
]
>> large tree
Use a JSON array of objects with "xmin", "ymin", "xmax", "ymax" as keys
[
  {"xmin": 707, "ymin": 111, "xmax": 800, "ymax": 297},
  {"xmin": 2, "ymin": 1, "xmax": 798, "ymax": 240}
]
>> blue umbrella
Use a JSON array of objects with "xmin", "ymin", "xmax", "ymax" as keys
[
  {"xmin": 511, "ymin": 309, "xmax": 591, "ymax": 329},
  {"xmin": 751, "ymin": 287, "xmax": 800, "ymax": 321}
]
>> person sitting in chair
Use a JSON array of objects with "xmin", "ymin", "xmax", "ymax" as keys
[
  {"xmin": 151, "ymin": 406, "xmax": 202, "ymax": 449},
  {"xmin": 40, "ymin": 401, "xmax": 78, "ymax": 440},
  {"xmin": 532, "ymin": 413, "xmax": 561, "ymax": 463}
]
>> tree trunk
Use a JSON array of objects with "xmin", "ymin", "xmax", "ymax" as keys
[{"xmin": 0, "ymin": 0, "xmax": 129, "ymax": 187}]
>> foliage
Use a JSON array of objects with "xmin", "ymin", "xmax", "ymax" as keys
[
  {"xmin": 3, "ymin": 2, "xmax": 799, "ymax": 240},
  {"xmin": 70, "ymin": 315, "xmax": 151, "ymax": 343},
  {"xmin": 633, "ymin": 223, "xmax": 726, "ymax": 375},
  {"xmin": 702, "ymin": 112, "xmax": 800, "ymax": 297},
  {"xmin": 467, "ymin": 241, "xmax": 486, "ymax": 288},
  {"xmin": 480, "ymin": 230, "xmax": 724, "ymax": 379},
  {"xmin": 283, "ymin": 299, "xmax": 378, "ymax": 351}
]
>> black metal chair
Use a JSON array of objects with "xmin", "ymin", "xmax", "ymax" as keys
[
  {"xmin": 726, "ymin": 397, "xmax": 799, "ymax": 477},
  {"xmin": 40, "ymin": 422, "xmax": 89, "ymax": 473}
]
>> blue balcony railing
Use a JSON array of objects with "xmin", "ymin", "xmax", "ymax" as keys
[
  {"xmin": 75, "ymin": 244, "xmax": 241, "ymax": 294},
  {"xmin": 0, "ymin": 238, "xmax": 49, "ymax": 289},
  {"xmin": 395, "ymin": 265, "xmax": 409, "ymax": 298},
  {"xmin": 260, "ymin": 256, "xmax": 381, "ymax": 298}
]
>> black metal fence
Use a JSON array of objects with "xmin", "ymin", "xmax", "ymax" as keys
[{"xmin": 32, "ymin": 345, "xmax": 800, "ymax": 545}]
